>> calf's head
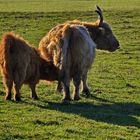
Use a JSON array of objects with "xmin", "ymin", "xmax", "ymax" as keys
[{"xmin": 40, "ymin": 59, "xmax": 59, "ymax": 81}]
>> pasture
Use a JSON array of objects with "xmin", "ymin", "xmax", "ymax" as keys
[{"xmin": 0, "ymin": 0, "xmax": 140, "ymax": 139}]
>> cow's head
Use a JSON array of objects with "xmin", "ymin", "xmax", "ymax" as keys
[{"xmin": 92, "ymin": 6, "xmax": 120, "ymax": 52}]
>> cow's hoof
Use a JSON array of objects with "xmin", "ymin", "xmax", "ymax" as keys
[
  {"xmin": 14, "ymin": 96, "xmax": 21, "ymax": 102},
  {"xmin": 31, "ymin": 95, "xmax": 39, "ymax": 100},
  {"xmin": 5, "ymin": 95, "xmax": 12, "ymax": 101},
  {"xmin": 73, "ymin": 96, "xmax": 81, "ymax": 101},
  {"xmin": 82, "ymin": 89, "xmax": 90, "ymax": 98},
  {"xmin": 32, "ymin": 97, "xmax": 39, "ymax": 100},
  {"xmin": 62, "ymin": 97, "xmax": 71, "ymax": 104},
  {"xmin": 62, "ymin": 100, "xmax": 71, "ymax": 104},
  {"xmin": 14, "ymin": 98, "xmax": 21, "ymax": 102}
]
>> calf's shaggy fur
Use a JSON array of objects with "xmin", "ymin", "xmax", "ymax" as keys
[
  {"xmin": 0, "ymin": 32, "xmax": 58, "ymax": 101},
  {"xmin": 39, "ymin": 24, "xmax": 96, "ymax": 101}
]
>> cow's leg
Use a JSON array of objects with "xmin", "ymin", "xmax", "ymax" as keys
[
  {"xmin": 29, "ymin": 84, "xmax": 38, "ymax": 100},
  {"xmin": 3, "ymin": 77, "xmax": 13, "ymax": 100},
  {"xmin": 73, "ymin": 74, "xmax": 81, "ymax": 100},
  {"xmin": 82, "ymin": 73, "xmax": 90, "ymax": 97},
  {"xmin": 61, "ymin": 74, "xmax": 71, "ymax": 102},
  {"xmin": 56, "ymin": 81, "xmax": 63, "ymax": 93},
  {"xmin": 62, "ymin": 81, "xmax": 71, "ymax": 101},
  {"xmin": 13, "ymin": 82, "xmax": 22, "ymax": 101}
]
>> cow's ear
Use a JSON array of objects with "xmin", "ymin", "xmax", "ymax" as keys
[{"xmin": 99, "ymin": 27, "xmax": 105, "ymax": 35}]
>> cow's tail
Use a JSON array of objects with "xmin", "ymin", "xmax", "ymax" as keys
[
  {"xmin": 55, "ymin": 24, "xmax": 73, "ymax": 84},
  {"xmin": 0, "ymin": 32, "xmax": 16, "ymax": 65},
  {"xmin": 57, "ymin": 24, "xmax": 73, "ymax": 68}
]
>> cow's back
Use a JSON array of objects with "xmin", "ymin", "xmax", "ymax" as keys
[
  {"xmin": 66, "ymin": 25, "xmax": 96, "ymax": 76},
  {"xmin": 38, "ymin": 24, "xmax": 96, "ymax": 76}
]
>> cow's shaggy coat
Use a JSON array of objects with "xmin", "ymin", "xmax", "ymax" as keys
[
  {"xmin": 39, "ymin": 24, "xmax": 96, "ymax": 101},
  {"xmin": 46, "ymin": 6, "xmax": 120, "ymax": 52},
  {"xmin": 39, "ymin": 6, "xmax": 120, "ymax": 101},
  {"xmin": 0, "ymin": 32, "xmax": 58, "ymax": 101}
]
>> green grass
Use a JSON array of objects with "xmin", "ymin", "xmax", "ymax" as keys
[
  {"xmin": 0, "ymin": 0, "xmax": 140, "ymax": 139},
  {"xmin": 0, "ymin": 0, "xmax": 139, "ymax": 12}
]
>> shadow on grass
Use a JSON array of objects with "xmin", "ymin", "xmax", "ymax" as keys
[
  {"xmin": 24, "ymin": 96, "xmax": 140, "ymax": 128},
  {"xmin": 1, "ymin": 90, "xmax": 140, "ymax": 128}
]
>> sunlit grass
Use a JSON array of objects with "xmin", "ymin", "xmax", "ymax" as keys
[{"xmin": 0, "ymin": 1, "xmax": 140, "ymax": 139}]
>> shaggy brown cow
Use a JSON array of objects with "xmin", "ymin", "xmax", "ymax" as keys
[
  {"xmin": 0, "ymin": 32, "xmax": 58, "ymax": 101},
  {"xmin": 39, "ymin": 24, "xmax": 96, "ymax": 101}
]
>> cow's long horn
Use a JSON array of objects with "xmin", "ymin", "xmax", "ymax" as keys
[{"xmin": 95, "ymin": 5, "xmax": 103, "ymax": 26}]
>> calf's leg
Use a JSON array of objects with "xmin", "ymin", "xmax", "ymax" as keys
[
  {"xmin": 3, "ymin": 77, "xmax": 13, "ymax": 100},
  {"xmin": 13, "ymin": 70, "xmax": 25, "ymax": 101},
  {"xmin": 13, "ymin": 83, "xmax": 22, "ymax": 101}
]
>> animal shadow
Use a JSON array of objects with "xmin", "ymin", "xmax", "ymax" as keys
[{"xmin": 31, "ymin": 96, "xmax": 140, "ymax": 128}]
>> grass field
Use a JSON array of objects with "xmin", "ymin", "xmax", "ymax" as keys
[{"xmin": 0, "ymin": 0, "xmax": 140, "ymax": 139}]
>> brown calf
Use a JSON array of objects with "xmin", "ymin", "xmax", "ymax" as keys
[{"xmin": 0, "ymin": 32, "xmax": 58, "ymax": 101}]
